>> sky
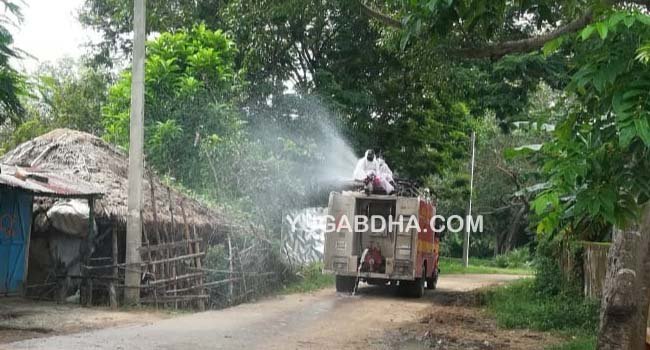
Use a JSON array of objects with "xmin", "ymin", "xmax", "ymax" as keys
[{"xmin": 11, "ymin": 0, "xmax": 98, "ymax": 73}]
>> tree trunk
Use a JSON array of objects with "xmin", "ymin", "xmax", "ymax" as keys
[
  {"xmin": 597, "ymin": 205, "xmax": 650, "ymax": 350},
  {"xmin": 504, "ymin": 204, "xmax": 526, "ymax": 252}
]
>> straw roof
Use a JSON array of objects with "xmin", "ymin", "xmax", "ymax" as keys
[{"xmin": 1, "ymin": 129, "xmax": 228, "ymax": 229}]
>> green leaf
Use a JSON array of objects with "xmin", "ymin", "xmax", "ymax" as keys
[
  {"xmin": 596, "ymin": 22, "xmax": 609, "ymax": 40},
  {"xmin": 636, "ymin": 14, "xmax": 650, "ymax": 26},
  {"xmin": 619, "ymin": 125, "xmax": 636, "ymax": 147},
  {"xmin": 634, "ymin": 117, "xmax": 650, "ymax": 146},
  {"xmin": 580, "ymin": 25, "xmax": 596, "ymax": 41},
  {"xmin": 542, "ymin": 37, "xmax": 564, "ymax": 57},
  {"xmin": 532, "ymin": 191, "xmax": 559, "ymax": 215},
  {"xmin": 400, "ymin": 32, "xmax": 411, "ymax": 51},
  {"xmin": 636, "ymin": 42, "xmax": 650, "ymax": 64},
  {"xmin": 608, "ymin": 12, "xmax": 626, "ymax": 27},
  {"xmin": 624, "ymin": 15, "xmax": 636, "ymax": 28}
]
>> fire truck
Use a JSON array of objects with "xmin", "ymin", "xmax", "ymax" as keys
[{"xmin": 323, "ymin": 184, "xmax": 440, "ymax": 298}]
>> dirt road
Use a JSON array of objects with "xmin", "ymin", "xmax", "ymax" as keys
[{"xmin": 2, "ymin": 274, "xmax": 525, "ymax": 350}]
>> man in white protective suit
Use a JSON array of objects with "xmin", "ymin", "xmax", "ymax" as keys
[
  {"xmin": 377, "ymin": 155, "xmax": 394, "ymax": 184},
  {"xmin": 353, "ymin": 149, "xmax": 394, "ymax": 194}
]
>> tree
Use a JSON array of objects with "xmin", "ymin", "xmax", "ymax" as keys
[
  {"xmin": 82, "ymin": 0, "xmax": 481, "ymax": 182},
  {"xmin": 1, "ymin": 59, "xmax": 112, "ymax": 153},
  {"xmin": 103, "ymin": 24, "xmax": 243, "ymax": 186},
  {"xmin": 533, "ymin": 12, "xmax": 650, "ymax": 349},
  {"xmin": 361, "ymin": 2, "xmax": 650, "ymax": 348},
  {"xmin": 359, "ymin": 0, "xmax": 649, "ymax": 58},
  {"xmin": 0, "ymin": 0, "xmax": 26, "ymax": 124},
  {"xmin": 33, "ymin": 59, "xmax": 111, "ymax": 134}
]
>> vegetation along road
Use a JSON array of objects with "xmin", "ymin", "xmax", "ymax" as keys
[{"xmin": 2, "ymin": 274, "xmax": 528, "ymax": 350}]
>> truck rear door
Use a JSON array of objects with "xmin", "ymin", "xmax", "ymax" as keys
[{"xmin": 324, "ymin": 192, "xmax": 356, "ymax": 273}]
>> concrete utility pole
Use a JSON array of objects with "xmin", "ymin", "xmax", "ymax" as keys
[
  {"xmin": 125, "ymin": 0, "xmax": 146, "ymax": 305},
  {"xmin": 462, "ymin": 131, "xmax": 476, "ymax": 268}
]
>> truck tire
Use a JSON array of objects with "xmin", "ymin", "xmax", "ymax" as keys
[
  {"xmin": 335, "ymin": 275, "xmax": 357, "ymax": 293},
  {"xmin": 426, "ymin": 268, "xmax": 439, "ymax": 290},
  {"xmin": 399, "ymin": 271, "xmax": 425, "ymax": 298},
  {"xmin": 411, "ymin": 269, "xmax": 425, "ymax": 298}
]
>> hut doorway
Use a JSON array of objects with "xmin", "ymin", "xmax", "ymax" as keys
[{"xmin": 0, "ymin": 188, "xmax": 33, "ymax": 295}]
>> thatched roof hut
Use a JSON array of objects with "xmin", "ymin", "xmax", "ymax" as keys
[{"xmin": 1, "ymin": 129, "xmax": 231, "ymax": 234}]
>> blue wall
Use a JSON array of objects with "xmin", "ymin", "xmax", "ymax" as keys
[{"xmin": 0, "ymin": 188, "xmax": 33, "ymax": 295}]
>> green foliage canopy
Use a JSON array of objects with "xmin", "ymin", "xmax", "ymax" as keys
[
  {"xmin": 102, "ymin": 24, "xmax": 244, "ymax": 185},
  {"xmin": 0, "ymin": 0, "xmax": 26, "ymax": 125}
]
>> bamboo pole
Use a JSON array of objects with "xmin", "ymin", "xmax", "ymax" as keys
[
  {"xmin": 237, "ymin": 239, "xmax": 247, "ymax": 301},
  {"xmin": 148, "ymin": 170, "xmax": 164, "ymax": 277},
  {"xmin": 227, "ymin": 234, "xmax": 234, "ymax": 304},
  {"xmin": 145, "ymin": 272, "xmax": 204, "ymax": 286},
  {"xmin": 143, "ymin": 253, "xmax": 205, "ymax": 265},
  {"xmin": 167, "ymin": 187, "xmax": 178, "ymax": 309},
  {"xmin": 192, "ymin": 224, "xmax": 205, "ymax": 310},
  {"xmin": 138, "ymin": 239, "xmax": 203, "ymax": 253},
  {"xmin": 142, "ymin": 225, "xmax": 157, "ymax": 307},
  {"xmin": 179, "ymin": 201, "xmax": 203, "ymax": 307},
  {"xmin": 109, "ymin": 226, "xmax": 118, "ymax": 309}
]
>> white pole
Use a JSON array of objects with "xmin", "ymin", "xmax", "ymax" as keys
[
  {"xmin": 462, "ymin": 131, "xmax": 476, "ymax": 268},
  {"xmin": 125, "ymin": 0, "xmax": 146, "ymax": 305}
]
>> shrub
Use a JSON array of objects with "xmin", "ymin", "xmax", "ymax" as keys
[
  {"xmin": 495, "ymin": 254, "xmax": 509, "ymax": 268},
  {"xmin": 485, "ymin": 279, "xmax": 599, "ymax": 334},
  {"xmin": 281, "ymin": 261, "xmax": 334, "ymax": 294},
  {"xmin": 494, "ymin": 247, "xmax": 532, "ymax": 268}
]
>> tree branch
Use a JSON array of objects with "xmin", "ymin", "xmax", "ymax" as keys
[
  {"xmin": 453, "ymin": 10, "xmax": 593, "ymax": 59},
  {"xmin": 358, "ymin": 1, "xmax": 402, "ymax": 29},
  {"xmin": 357, "ymin": 0, "xmax": 650, "ymax": 58}
]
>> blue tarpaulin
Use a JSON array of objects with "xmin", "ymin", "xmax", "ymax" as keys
[{"xmin": 0, "ymin": 188, "xmax": 33, "ymax": 295}]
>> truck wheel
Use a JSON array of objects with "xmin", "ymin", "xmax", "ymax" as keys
[
  {"xmin": 426, "ymin": 268, "xmax": 439, "ymax": 290},
  {"xmin": 411, "ymin": 271, "xmax": 425, "ymax": 298},
  {"xmin": 335, "ymin": 276, "xmax": 357, "ymax": 293}
]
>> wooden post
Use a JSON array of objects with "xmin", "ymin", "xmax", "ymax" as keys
[
  {"xmin": 148, "ymin": 171, "xmax": 164, "ymax": 279},
  {"xmin": 193, "ymin": 225, "xmax": 205, "ymax": 310},
  {"xmin": 142, "ymin": 225, "xmax": 157, "ymax": 307},
  {"xmin": 82, "ymin": 196, "xmax": 96, "ymax": 306},
  {"xmin": 227, "ymin": 234, "xmax": 234, "ymax": 304},
  {"xmin": 462, "ymin": 131, "xmax": 476, "ymax": 268},
  {"xmin": 109, "ymin": 226, "xmax": 118, "ymax": 309},
  {"xmin": 167, "ymin": 187, "xmax": 178, "ymax": 309},
  {"xmin": 125, "ymin": 0, "xmax": 146, "ymax": 305},
  {"xmin": 238, "ymin": 243, "xmax": 247, "ymax": 301},
  {"xmin": 180, "ymin": 201, "xmax": 205, "ymax": 311}
]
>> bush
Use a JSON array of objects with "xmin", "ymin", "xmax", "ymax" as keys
[
  {"xmin": 485, "ymin": 279, "xmax": 599, "ymax": 334},
  {"xmin": 495, "ymin": 254, "xmax": 509, "ymax": 268},
  {"xmin": 494, "ymin": 247, "xmax": 532, "ymax": 268},
  {"xmin": 281, "ymin": 262, "xmax": 334, "ymax": 294},
  {"xmin": 204, "ymin": 233, "xmax": 291, "ymax": 308},
  {"xmin": 484, "ymin": 237, "xmax": 600, "ymax": 349},
  {"xmin": 533, "ymin": 238, "xmax": 583, "ymax": 297}
]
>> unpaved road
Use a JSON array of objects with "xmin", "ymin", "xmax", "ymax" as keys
[{"xmin": 2, "ymin": 274, "xmax": 524, "ymax": 350}]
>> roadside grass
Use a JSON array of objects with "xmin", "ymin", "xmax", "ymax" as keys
[
  {"xmin": 483, "ymin": 279, "xmax": 599, "ymax": 350},
  {"xmin": 546, "ymin": 336, "xmax": 596, "ymax": 350},
  {"xmin": 440, "ymin": 256, "xmax": 532, "ymax": 275},
  {"xmin": 279, "ymin": 262, "xmax": 334, "ymax": 294},
  {"xmin": 279, "ymin": 256, "xmax": 530, "ymax": 295}
]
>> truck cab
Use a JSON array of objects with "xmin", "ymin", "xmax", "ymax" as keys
[{"xmin": 323, "ymin": 190, "xmax": 439, "ymax": 297}]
